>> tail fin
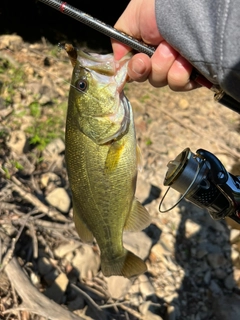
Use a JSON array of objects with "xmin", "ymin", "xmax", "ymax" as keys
[{"xmin": 101, "ymin": 250, "xmax": 147, "ymax": 278}]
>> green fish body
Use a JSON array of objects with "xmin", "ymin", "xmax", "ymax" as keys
[{"xmin": 65, "ymin": 49, "xmax": 151, "ymax": 278}]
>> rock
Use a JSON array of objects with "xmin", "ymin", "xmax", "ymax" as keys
[
  {"xmin": 15, "ymin": 155, "xmax": 35, "ymax": 175},
  {"xmin": 30, "ymin": 272, "xmax": 40, "ymax": 288},
  {"xmin": 185, "ymin": 219, "xmax": 201, "ymax": 238},
  {"xmin": 130, "ymin": 293, "xmax": 143, "ymax": 307},
  {"xmin": 167, "ymin": 305, "xmax": 177, "ymax": 320},
  {"xmin": 230, "ymin": 229, "xmax": 240, "ymax": 243},
  {"xmin": 68, "ymin": 295, "xmax": 85, "ymax": 311},
  {"xmin": 105, "ymin": 276, "xmax": 133, "ymax": 300},
  {"xmin": 54, "ymin": 241, "xmax": 81, "ymax": 258},
  {"xmin": 196, "ymin": 248, "xmax": 208, "ymax": 259},
  {"xmin": 45, "ymin": 187, "xmax": 71, "ymax": 213},
  {"xmin": 6, "ymin": 130, "xmax": 27, "ymax": 154},
  {"xmin": 150, "ymin": 243, "xmax": 171, "ymax": 262},
  {"xmin": 43, "ymin": 269, "xmax": 59, "ymax": 286},
  {"xmin": 0, "ymin": 105, "xmax": 13, "ymax": 119},
  {"xmin": 209, "ymin": 280, "xmax": 222, "ymax": 296},
  {"xmin": 178, "ymin": 98, "xmax": 189, "ymax": 109},
  {"xmin": 0, "ymin": 35, "xmax": 23, "ymax": 50},
  {"xmin": 164, "ymin": 284, "xmax": 176, "ymax": 294},
  {"xmin": 208, "ymin": 220, "xmax": 226, "ymax": 233},
  {"xmin": 224, "ymin": 273, "xmax": 236, "ymax": 290},
  {"xmin": 159, "ymin": 232, "xmax": 175, "ymax": 253},
  {"xmin": 213, "ymin": 294, "xmax": 240, "ymax": 320},
  {"xmin": 43, "ymin": 138, "xmax": 65, "ymax": 157},
  {"xmin": 20, "ymin": 115, "xmax": 35, "ymax": 132},
  {"xmin": 144, "ymin": 224, "xmax": 162, "ymax": 245},
  {"xmin": 139, "ymin": 301, "xmax": 164, "ymax": 320},
  {"xmin": 39, "ymin": 94, "xmax": 52, "ymax": 105},
  {"xmin": 164, "ymin": 292, "xmax": 179, "ymax": 304},
  {"xmin": 37, "ymin": 256, "xmax": 53, "ymax": 276},
  {"xmin": 231, "ymin": 247, "xmax": 239, "ymax": 262},
  {"xmin": 203, "ymin": 270, "xmax": 211, "ymax": 285},
  {"xmin": 44, "ymin": 273, "xmax": 69, "ymax": 304},
  {"xmin": 123, "ymin": 231, "xmax": 152, "ymax": 260},
  {"xmin": 233, "ymin": 268, "xmax": 240, "ymax": 285},
  {"xmin": 37, "ymin": 75, "xmax": 58, "ymax": 105},
  {"xmin": 207, "ymin": 253, "xmax": 227, "ymax": 269},
  {"xmin": 2, "ymin": 223, "xmax": 16, "ymax": 236},
  {"xmin": 72, "ymin": 244, "xmax": 100, "ymax": 279},
  {"xmin": 40, "ymin": 172, "xmax": 61, "ymax": 189},
  {"xmin": 136, "ymin": 177, "xmax": 153, "ymax": 203},
  {"xmin": 161, "ymin": 256, "xmax": 179, "ymax": 272},
  {"xmin": 214, "ymin": 268, "xmax": 227, "ymax": 280},
  {"xmin": 139, "ymin": 275, "xmax": 155, "ymax": 298}
]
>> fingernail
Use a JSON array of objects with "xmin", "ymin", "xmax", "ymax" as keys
[
  {"xmin": 131, "ymin": 58, "xmax": 146, "ymax": 75},
  {"xmin": 160, "ymin": 43, "xmax": 172, "ymax": 57}
]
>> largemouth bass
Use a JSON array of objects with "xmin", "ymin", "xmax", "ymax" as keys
[{"xmin": 65, "ymin": 44, "xmax": 151, "ymax": 278}]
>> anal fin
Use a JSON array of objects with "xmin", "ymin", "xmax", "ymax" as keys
[{"xmin": 124, "ymin": 198, "xmax": 151, "ymax": 232}]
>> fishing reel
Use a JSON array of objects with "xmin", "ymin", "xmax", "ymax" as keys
[{"xmin": 160, "ymin": 148, "xmax": 240, "ymax": 224}]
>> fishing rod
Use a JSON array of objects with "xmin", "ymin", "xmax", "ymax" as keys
[
  {"xmin": 38, "ymin": 0, "xmax": 240, "ymax": 225},
  {"xmin": 37, "ymin": 0, "xmax": 240, "ymax": 114}
]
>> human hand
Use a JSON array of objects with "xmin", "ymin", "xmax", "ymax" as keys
[{"xmin": 112, "ymin": 0, "xmax": 198, "ymax": 91}]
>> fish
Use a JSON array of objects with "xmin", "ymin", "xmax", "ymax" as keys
[{"xmin": 65, "ymin": 44, "xmax": 151, "ymax": 278}]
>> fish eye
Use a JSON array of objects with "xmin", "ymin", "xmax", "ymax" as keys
[{"xmin": 75, "ymin": 78, "xmax": 88, "ymax": 92}]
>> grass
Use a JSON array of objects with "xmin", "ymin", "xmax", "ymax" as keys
[
  {"xmin": 25, "ymin": 101, "xmax": 67, "ymax": 151},
  {"xmin": 0, "ymin": 53, "xmax": 68, "ymax": 152},
  {"xmin": 145, "ymin": 138, "xmax": 153, "ymax": 146}
]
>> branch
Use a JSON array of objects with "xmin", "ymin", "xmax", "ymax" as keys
[{"xmin": 4, "ymin": 257, "xmax": 86, "ymax": 320}]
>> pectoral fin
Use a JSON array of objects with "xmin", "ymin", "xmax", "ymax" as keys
[
  {"xmin": 73, "ymin": 203, "xmax": 94, "ymax": 243},
  {"xmin": 124, "ymin": 198, "xmax": 151, "ymax": 232},
  {"xmin": 105, "ymin": 140, "xmax": 124, "ymax": 173}
]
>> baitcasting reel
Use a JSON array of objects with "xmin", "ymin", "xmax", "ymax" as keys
[{"xmin": 160, "ymin": 148, "xmax": 240, "ymax": 224}]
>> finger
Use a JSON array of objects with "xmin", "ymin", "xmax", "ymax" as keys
[
  {"xmin": 111, "ymin": 0, "xmax": 142, "ymax": 60},
  {"xmin": 148, "ymin": 41, "xmax": 178, "ymax": 87},
  {"xmin": 167, "ymin": 55, "xmax": 198, "ymax": 91},
  {"xmin": 127, "ymin": 53, "xmax": 151, "ymax": 82},
  {"xmin": 111, "ymin": 40, "xmax": 132, "ymax": 60}
]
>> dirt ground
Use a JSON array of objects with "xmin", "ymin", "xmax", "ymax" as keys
[{"xmin": 1, "ymin": 35, "xmax": 240, "ymax": 320}]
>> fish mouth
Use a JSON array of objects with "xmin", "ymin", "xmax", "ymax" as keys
[{"xmin": 77, "ymin": 50, "xmax": 116, "ymax": 76}]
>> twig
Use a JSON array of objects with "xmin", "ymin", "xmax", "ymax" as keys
[
  {"xmin": 9, "ymin": 177, "xmax": 68, "ymax": 222},
  {"xmin": 32, "ymin": 219, "xmax": 74, "ymax": 229},
  {"xmin": 28, "ymin": 222, "xmax": 38, "ymax": 259},
  {"xmin": 4, "ymin": 257, "xmax": 85, "ymax": 320},
  {"xmin": 77, "ymin": 282, "xmax": 107, "ymax": 300},
  {"xmin": 0, "ymin": 238, "xmax": 2, "ymax": 266},
  {"xmin": 85, "ymin": 279, "xmax": 110, "ymax": 299},
  {"xmin": 10, "ymin": 280, "xmax": 21, "ymax": 320},
  {"xmin": 0, "ymin": 209, "xmax": 42, "ymax": 271},
  {"xmin": 0, "ymin": 218, "xmax": 26, "ymax": 272},
  {"xmin": 0, "ymin": 202, "xmax": 20, "ymax": 211},
  {"xmin": 119, "ymin": 304, "xmax": 144, "ymax": 320},
  {"xmin": 37, "ymin": 234, "xmax": 55, "ymax": 259},
  {"xmin": 71, "ymin": 283, "xmax": 107, "ymax": 320},
  {"xmin": 100, "ymin": 301, "xmax": 131, "ymax": 309}
]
